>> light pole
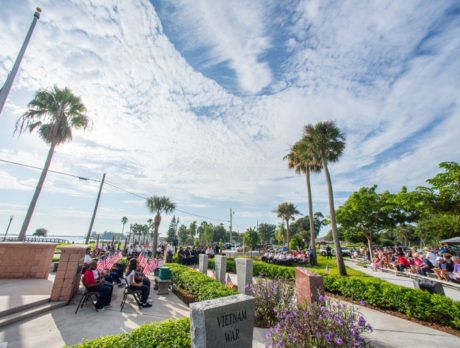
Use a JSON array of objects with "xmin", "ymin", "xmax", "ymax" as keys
[
  {"xmin": 0, "ymin": 8, "xmax": 41, "ymax": 116},
  {"xmin": 3, "ymin": 216, "xmax": 14, "ymax": 241}
]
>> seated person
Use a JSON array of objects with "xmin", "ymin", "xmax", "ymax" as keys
[
  {"xmin": 83, "ymin": 261, "xmax": 112, "ymax": 311},
  {"xmin": 83, "ymin": 247, "xmax": 93, "ymax": 269},
  {"xmin": 135, "ymin": 264, "xmax": 152, "ymax": 302},
  {"xmin": 185, "ymin": 247, "xmax": 192, "ymax": 265},
  {"xmin": 433, "ymin": 256, "xmax": 453, "ymax": 281},
  {"xmin": 417, "ymin": 255, "xmax": 434, "ymax": 276},
  {"xmin": 410, "ymin": 253, "xmax": 422, "ymax": 274},
  {"xmin": 103, "ymin": 264, "xmax": 124, "ymax": 287},
  {"xmin": 126, "ymin": 259, "xmax": 151, "ymax": 308},
  {"xmin": 449, "ymin": 256, "xmax": 460, "ymax": 283},
  {"xmin": 262, "ymin": 251, "xmax": 270, "ymax": 262},
  {"xmin": 395, "ymin": 252, "xmax": 410, "ymax": 272}
]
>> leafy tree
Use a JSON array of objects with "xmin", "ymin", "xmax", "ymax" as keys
[
  {"xmin": 197, "ymin": 221, "xmax": 209, "ymax": 242},
  {"xmin": 290, "ymin": 212, "xmax": 327, "ymax": 246},
  {"xmin": 189, "ymin": 221, "xmax": 197, "ymax": 242},
  {"xmin": 289, "ymin": 234, "xmax": 305, "ymax": 250},
  {"xmin": 285, "ymin": 139, "xmax": 322, "ymax": 264},
  {"xmin": 146, "ymin": 196, "xmax": 176, "ymax": 256},
  {"xmin": 33, "ymin": 228, "xmax": 47, "ymax": 237},
  {"xmin": 178, "ymin": 224, "xmax": 189, "ymax": 244},
  {"xmin": 167, "ymin": 215, "xmax": 178, "ymax": 242},
  {"xmin": 257, "ymin": 223, "xmax": 276, "ymax": 243},
  {"xmin": 213, "ymin": 224, "xmax": 227, "ymax": 243},
  {"xmin": 121, "ymin": 216, "xmax": 128, "ymax": 237},
  {"xmin": 304, "ymin": 121, "xmax": 347, "ymax": 275},
  {"xmin": 274, "ymin": 202, "xmax": 300, "ymax": 245},
  {"xmin": 336, "ymin": 185, "xmax": 398, "ymax": 258},
  {"xmin": 15, "ymin": 86, "xmax": 89, "ymax": 241},
  {"xmin": 274, "ymin": 223, "xmax": 286, "ymax": 245},
  {"xmin": 203, "ymin": 225, "xmax": 213, "ymax": 244},
  {"xmin": 243, "ymin": 228, "xmax": 259, "ymax": 250}
]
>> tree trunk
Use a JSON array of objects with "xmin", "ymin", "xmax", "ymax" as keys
[
  {"xmin": 285, "ymin": 218, "xmax": 290, "ymax": 246},
  {"xmin": 18, "ymin": 142, "xmax": 56, "ymax": 241},
  {"xmin": 153, "ymin": 213, "xmax": 161, "ymax": 257},
  {"xmin": 367, "ymin": 237, "xmax": 373, "ymax": 261},
  {"xmin": 305, "ymin": 168, "xmax": 317, "ymax": 265},
  {"xmin": 321, "ymin": 156, "xmax": 347, "ymax": 276}
]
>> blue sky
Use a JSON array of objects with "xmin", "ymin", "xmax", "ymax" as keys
[{"xmin": 0, "ymin": 0, "xmax": 459, "ymax": 238}]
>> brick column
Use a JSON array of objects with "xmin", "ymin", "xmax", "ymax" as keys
[{"xmin": 51, "ymin": 245, "xmax": 87, "ymax": 302}]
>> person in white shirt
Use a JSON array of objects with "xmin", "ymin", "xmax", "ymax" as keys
[
  {"xmin": 425, "ymin": 247, "xmax": 438, "ymax": 267},
  {"xmin": 166, "ymin": 241, "xmax": 174, "ymax": 263},
  {"xmin": 125, "ymin": 259, "xmax": 151, "ymax": 308},
  {"xmin": 83, "ymin": 247, "xmax": 93, "ymax": 268}
]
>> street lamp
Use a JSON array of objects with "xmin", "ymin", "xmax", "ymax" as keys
[{"xmin": 0, "ymin": 8, "xmax": 41, "ymax": 116}]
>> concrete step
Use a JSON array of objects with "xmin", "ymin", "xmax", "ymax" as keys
[
  {"xmin": 0, "ymin": 298, "xmax": 50, "ymax": 318},
  {"xmin": 0, "ymin": 300, "xmax": 66, "ymax": 328}
]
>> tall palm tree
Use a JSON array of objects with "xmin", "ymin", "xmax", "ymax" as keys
[
  {"xmin": 274, "ymin": 202, "xmax": 300, "ymax": 245},
  {"xmin": 121, "ymin": 216, "xmax": 128, "ymax": 238},
  {"xmin": 304, "ymin": 121, "xmax": 347, "ymax": 275},
  {"xmin": 146, "ymin": 196, "xmax": 176, "ymax": 257},
  {"xmin": 147, "ymin": 218, "xmax": 155, "ymax": 246},
  {"xmin": 284, "ymin": 140, "xmax": 322, "ymax": 265},
  {"xmin": 15, "ymin": 86, "xmax": 89, "ymax": 241}
]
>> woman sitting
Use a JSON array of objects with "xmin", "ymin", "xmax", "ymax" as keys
[{"xmin": 126, "ymin": 259, "xmax": 152, "ymax": 308}]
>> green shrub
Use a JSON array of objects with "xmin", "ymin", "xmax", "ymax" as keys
[
  {"xmin": 166, "ymin": 263, "xmax": 237, "ymax": 301},
  {"xmin": 69, "ymin": 318, "xmax": 191, "ymax": 347},
  {"xmin": 323, "ymin": 275, "xmax": 460, "ymax": 329}
]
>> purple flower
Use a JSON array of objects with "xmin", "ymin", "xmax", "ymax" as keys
[
  {"xmin": 254, "ymin": 311, "xmax": 258, "ymax": 317},
  {"xmin": 320, "ymin": 306, "xmax": 326, "ymax": 311},
  {"xmin": 266, "ymin": 333, "xmax": 271, "ymax": 339},
  {"xmin": 336, "ymin": 338, "xmax": 343, "ymax": 344},
  {"xmin": 278, "ymin": 342, "xmax": 284, "ymax": 347},
  {"xmin": 318, "ymin": 295, "xmax": 324, "ymax": 301},
  {"xmin": 360, "ymin": 300, "xmax": 366, "ymax": 305},
  {"xmin": 338, "ymin": 320, "xmax": 343, "ymax": 326},
  {"xmin": 358, "ymin": 316, "xmax": 366, "ymax": 327},
  {"xmin": 367, "ymin": 324, "xmax": 373, "ymax": 332},
  {"xmin": 316, "ymin": 332, "xmax": 321, "ymax": 338},
  {"xmin": 325, "ymin": 334, "xmax": 331, "ymax": 341}
]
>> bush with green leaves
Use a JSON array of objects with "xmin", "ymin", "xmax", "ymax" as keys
[
  {"xmin": 249, "ymin": 277, "xmax": 295, "ymax": 327},
  {"xmin": 166, "ymin": 263, "xmax": 237, "ymax": 301},
  {"xmin": 69, "ymin": 318, "xmax": 191, "ymax": 347},
  {"xmin": 268, "ymin": 295, "xmax": 372, "ymax": 347}
]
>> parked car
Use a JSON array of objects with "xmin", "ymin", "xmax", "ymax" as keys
[
  {"xmin": 319, "ymin": 246, "xmax": 328, "ymax": 256},
  {"xmin": 332, "ymin": 247, "xmax": 351, "ymax": 257}
]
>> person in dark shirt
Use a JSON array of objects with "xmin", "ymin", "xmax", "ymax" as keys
[
  {"xmin": 178, "ymin": 247, "xmax": 186, "ymax": 265},
  {"xmin": 418, "ymin": 255, "xmax": 434, "ymax": 276}
]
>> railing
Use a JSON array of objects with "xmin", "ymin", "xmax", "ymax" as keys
[{"xmin": 1, "ymin": 236, "xmax": 69, "ymax": 244}]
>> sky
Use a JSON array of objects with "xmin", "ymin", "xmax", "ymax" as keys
[{"xmin": 0, "ymin": 0, "xmax": 459, "ymax": 239}]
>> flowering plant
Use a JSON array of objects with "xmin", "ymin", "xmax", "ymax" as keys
[
  {"xmin": 249, "ymin": 277, "xmax": 295, "ymax": 327},
  {"xmin": 267, "ymin": 295, "xmax": 373, "ymax": 347}
]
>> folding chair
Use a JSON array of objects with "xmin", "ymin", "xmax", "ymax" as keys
[
  {"xmin": 75, "ymin": 278, "xmax": 101, "ymax": 314},
  {"xmin": 120, "ymin": 277, "xmax": 143, "ymax": 312}
]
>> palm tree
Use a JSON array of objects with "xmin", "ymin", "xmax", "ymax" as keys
[
  {"xmin": 304, "ymin": 121, "xmax": 347, "ymax": 275},
  {"xmin": 274, "ymin": 202, "xmax": 300, "ymax": 245},
  {"xmin": 146, "ymin": 196, "xmax": 176, "ymax": 257},
  {"xmin": 284, "ymin": 140, "xmax": 322, "ymax": 265},
  {"xmin": 121, "ymin": 216, "xmax": 128, "ymax": 238},
  {"xmin": 15, "ymin": 86, "xmax": 89, "ymax": 241},
  {"xmin": 147, "ymin": 218, "xmax": 155, "ymax": 246}
]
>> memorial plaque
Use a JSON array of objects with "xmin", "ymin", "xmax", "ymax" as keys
[
  {"xmin": 236, "ymin": 258, "xmax": 253, "ymax": 295},
  {"xmin": 199, "ymin": 254, "xmax": 208, "ymax": 274},
  {"xmin": 190, "ymin": 294, "xmax": 255, "ymax": 348}
]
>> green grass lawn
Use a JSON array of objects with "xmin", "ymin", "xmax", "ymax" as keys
[{"xmin": 305, "ymin": 255, "xmax": 371, "ymax": 279}]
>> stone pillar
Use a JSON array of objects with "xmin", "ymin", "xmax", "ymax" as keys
[
  {"xmin": 0, "ymin": 242, "xmax": 57, "ymax": 279},
  {"xmin": 199, "ymin": 254, "xmax": 208, "ymax": 274},
  {"xmin": 190, "ymin": 294, "xmax": 255, "ymax": 348},
  {"xmin": 214, "ymin": 255, "xmax": 227, "ymax": 284},
  {"xmin": 236, "ymin": 258, "xmax": 252, "ymax": 295},
  {"xmin": 295, "ymin": 267, "xmax": 324, "ymax": 305},
  {"xmin": 51, "ymin": 245, "xmax": 87, "ymax": 302}
]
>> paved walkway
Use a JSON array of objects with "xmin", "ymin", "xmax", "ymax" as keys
[{"xmin": 345, "ymin": 261, "xmax": 460, "ymax": 302}]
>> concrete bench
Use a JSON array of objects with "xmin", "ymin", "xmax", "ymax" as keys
[{"xmin": 154, "ymin": 277, "xmax": 171, "ymax": 295}]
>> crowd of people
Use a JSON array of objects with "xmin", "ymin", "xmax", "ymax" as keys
[
  {"xmin": 261, "ymin": 249, "xmax": 313, "ymax": 266},
  {"xmin": 362, "ymin": 244, "xmax": 460, "ymax": 283}
]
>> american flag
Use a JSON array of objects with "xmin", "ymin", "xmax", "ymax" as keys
[
  {"xmin": 96, "ymin": 258, "xmax": 106, "ymax": 272},
  {"xmin": 105, "ymin": 251, "xmax": 122, "ymax": 270},
  {"xmin": 138, "ymin": 253, "xmax": 147, "ymax": 268},
  {"xmin": 210, "ymin": 269, "xmax": 216, "ymax": 278},
  {"xmin": 192, "ymin": 263, "xmax": 198, "ymax": 270},
  {"xmin": 157, "ymin": 259, "xmax": 165, "ymax": 268},
  {"xmin": 226, "ymin": 274, "xmax": 233, "ymax": 287},
  {"xmin": 142, "ymin": 259, "xmax": 155, "ymax": 276},
  {"xmin": 325, "ymin": 264, "xmax": 330, "ymax": 274}
]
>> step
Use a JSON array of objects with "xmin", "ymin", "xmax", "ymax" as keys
[
  {"xmin": 0, "ymin": 298, "xmax": 50, "ymax": 318},
  {"xmin": 0, "ymin": 301, "xmax": 66, "ymax": 328}
]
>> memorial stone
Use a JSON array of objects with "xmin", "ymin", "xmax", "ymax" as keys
[
  {"xmin": 236, "ymin": 258, "xmax": 253, "ymax": 295},
  {"xmin": 199, "ymin": 254, "xmax": 208, "ymax": 274},
  {"xmin": 295, "ymin": 267, "xmax": 324, "ymax": 305},
  {"xmin": 190, "ymin": 294, "xmax": 255, "ymax": 348},
  {"xmin": 215, "ymin": 255, "xmax": 227, "ymax": 284}
]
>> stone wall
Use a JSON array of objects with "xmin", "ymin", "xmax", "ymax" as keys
[
  {"xmin": 0, "ymin": 242, "xmax": 57, "ymax": 279},
  {"xmin": 51, "ymin": 245, "xmax": 87, "ymax": 302}
]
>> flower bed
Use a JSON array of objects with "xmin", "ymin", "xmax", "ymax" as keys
[{"xmin": 68, "ymin": 318, "xmax": 191, "ymax": 347}]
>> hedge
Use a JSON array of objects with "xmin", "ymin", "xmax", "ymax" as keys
[
  {"xmin": 206, "ymin": 258, "xmax": 460, "ymax": 329},
  {"xmin": 69, "ymin": 317, "xmax": 191, "ymax": 347},
  {"xmin": 166, "ymin": 263, "xmax": 237, "ymax": 301}
]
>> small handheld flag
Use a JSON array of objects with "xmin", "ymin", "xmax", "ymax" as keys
[
  {"xmin": 226, "ymin": 274, "xmax": 233, "ymax": 287},
  {"xmin": 325, "ymin": 264, "xmax": 330, "ymax": 274}
]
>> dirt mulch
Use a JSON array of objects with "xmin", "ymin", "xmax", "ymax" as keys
[
  {"xmin": 326, "ymin": 292, "xmax": 460, "ymax": 338},
  {"xmin": 173, "ymin": 288, "xmax": 196, "ymax": 306}
]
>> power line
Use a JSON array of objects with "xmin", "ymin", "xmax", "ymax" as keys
[
  {"xmin": 0, "ymin": 158, "xmax": 100, "ymax": 182},
  {"xmin": 1, "ymin": 157, "xmax": 229, "ymax": 223}
]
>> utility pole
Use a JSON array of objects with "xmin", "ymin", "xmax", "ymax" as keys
[
  {"xmin": 3, "ymin": 216, "xmax": 14, "ymax": 241},
  {"xmin": 229, "ymin": 208, "xmax": 233, "ymax": 245},
  {"xmin": 0, "ymin": 8, "xmax": 41, "ymax": 116},
  {"xmin": 85, "ymin": 173, "xmax": 106, "ymax": 244}
]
